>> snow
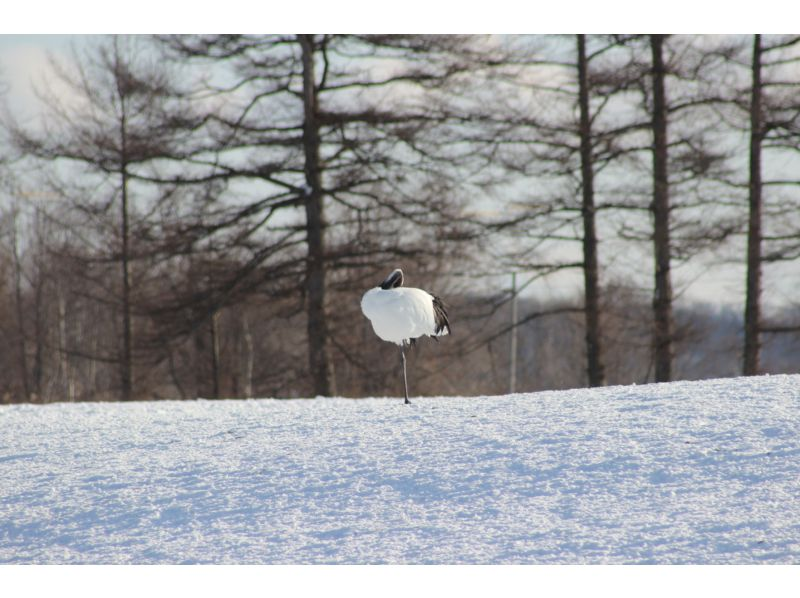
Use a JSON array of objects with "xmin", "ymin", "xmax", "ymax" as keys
[{"xmin": 1, "ymin": 375, "xmax": 800, "ymax": 564}]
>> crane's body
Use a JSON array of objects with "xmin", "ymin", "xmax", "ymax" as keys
[
  {"xmin": 361, "ymin": 286, "xmax": 449, "ymax": 345},
  {"xmin": 361, "ymin": 269, "xmax": 450, "ymax": 404}
]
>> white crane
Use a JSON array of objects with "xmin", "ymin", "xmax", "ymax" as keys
[{"xmin": 361, "ymin": 268, "xmax": 450, "ymax": 404}]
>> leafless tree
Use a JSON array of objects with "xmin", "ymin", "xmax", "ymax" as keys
[
  {"xmin": 2, "ymin": 34, "xmax": 800, "ymax": 402},
  {"xmin": 160, "ymin": 34, "xmax": 481, "ymax": 396},
  {"xmin": 4, "ymin": 36, "xmax": 203, "ymax": 400},
  {"xmin": 740, "ymin": 35, "xmax": 800, "ymax": 374}
]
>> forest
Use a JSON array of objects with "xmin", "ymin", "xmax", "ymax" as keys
[{"xmin": 0, "ymin": 34, "xmax": 799, "ymax": 403}]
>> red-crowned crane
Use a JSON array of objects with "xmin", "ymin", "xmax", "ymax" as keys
[{"xmin": 361, "ymin": 269, "xmax": 450, "ymax": 404}]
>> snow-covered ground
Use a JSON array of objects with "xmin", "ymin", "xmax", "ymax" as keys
[{"xmin": 1, "ymin": 375, "xmax": 799, "ymax": 564}]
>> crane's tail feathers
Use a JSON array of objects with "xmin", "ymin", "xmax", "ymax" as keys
[{"xmin": 432, "ymin": 295, "xmax": 451, "ymax": 336}]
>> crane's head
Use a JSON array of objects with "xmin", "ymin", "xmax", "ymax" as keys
[{"xmin": 379, "ymin": 268, "xmax": 404, "ymax": 290}]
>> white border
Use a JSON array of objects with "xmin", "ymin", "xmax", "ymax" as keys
[{"xmin": 3, "ymin": 2, "xmax": 795, "ymax": 35}]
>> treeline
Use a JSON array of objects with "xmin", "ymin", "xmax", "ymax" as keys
[{"xmin": 0, "ymin": 34, "xmax": 799, "ymax": 403}]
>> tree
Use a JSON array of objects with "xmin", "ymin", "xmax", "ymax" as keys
[
  {"xmin": 299, "ymin": 34, "xmax": 335, "ymax": 396},
  {"xmin": 576, "ymin": 34, "xmax": 606, "ymax": 386},
  {"xmin": 599, "ymin": 35, "xmax": 739, "ymax": 383},
  {"xmin": 741, "ymin": 35, "xmax": 800, "ymax": 374},
  {"xmin": 649, "ymin": 34, "xmax": 674, "ymax": 382},
  {"xmin": 161, "ymin": 34, "xmax": 479, "ymax": 397},
  {"xmin": 451, "ymin": 35, "xmax": 655, "ymax": 388},
  {"xmin": 5, "ymin": 36, "xmax": 201, "ymax": 400},
  {"xmin": 0, "ymin": 200, "xmax": 32, "ymax": 401},
  {"xmin": 743, "ymin": 34, "xmax": 764, "ymax": 376}
]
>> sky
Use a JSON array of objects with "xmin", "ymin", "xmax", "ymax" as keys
[
  {"xmin": 0, "ymin": 29, "xmax": 798, "ymax": 311},
  {"xmin": 0, "ymin": 35, "xmax": 83, "ymax": 118}
]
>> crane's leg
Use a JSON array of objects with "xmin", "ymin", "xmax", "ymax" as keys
[{"xmin": 400, "ymin": 345, "xmax": 411, "ymax": 405}]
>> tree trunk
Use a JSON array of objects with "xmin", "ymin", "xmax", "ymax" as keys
[
  {"xmin": 210, "ymin": 310, "xmax": 221, "ymax": 399},
  {"xmin": 58, "ymin": 289, "xmax": 75, "ymax": 401},
  {"xmin": 10, "ymin": 207, "xmax": 31, "ymax": 401},
  {"xmin": 650, "ymin": 35, "xmax": 674, "ymax": 383},
  {"xmin": 299, "ymin": 34, "xmax": 336, "ymax": 397},
  {"xmin": 242, "ymin": 310, "xmax": 254, "ymax": 399},
  {"xmin": 193, "ymin": 322, "xmax": 205, "ymax": 398},
  {"xmin": 32, "ymin": 256, "xmax": 44, "ymax": 400},
  {"xmin": 117, "ymin": 49, "xmax": 134, "ymax": 401},
  {"xmin": 32, "ymin": 210, "xmax": 47, "ymax": 399},
  {"xmin": 577, "ymin": 34, "xmax": 606, "ymax": 388},
  {"xmin": 509, "ymin": 272, "xmax": 518, "ymax": 393},
  {"xmin": 119, "ymin": 152, "xmax": 133, "ymax": 400},
  {"xmin": 743, "ymin": 34, "xmax": 763, "ymax": 376}
]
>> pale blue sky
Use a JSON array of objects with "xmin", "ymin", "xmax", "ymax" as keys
[
  {"xmin": 1, "ymin": 32, "xmax": 796, "ymax": 311},
  {"xmin": 1, "ymin": 35, "xmax": 72, "ymax": 119}
]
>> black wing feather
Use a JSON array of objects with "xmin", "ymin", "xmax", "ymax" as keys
[{"xmin": 431, "ymin": 295, "xmax": 451, "ymax": 335}]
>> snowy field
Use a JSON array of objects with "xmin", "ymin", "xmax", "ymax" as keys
[{"xmin": 1, "ymin": 374, "xmax": 800, "ymax": 565}]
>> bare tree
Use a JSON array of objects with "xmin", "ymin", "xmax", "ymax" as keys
[
  {"xmin": 5, "ymin": 36, "xmax": 202, "ymax": 400},
  {"xmin": 740, "ymin": 35, "xmax": 800, "ymax": 374},
  {"xmin": 743, "ymin": 34, "xmax": 764, "ymax": 375},
  {"xmin": 299, "ymin": 34, "xmax": 335, "ymax": 396},
  {"xmin": 6, "ymin": 34, "xmax": 798, "ymax": 402},
  {"xmin": 161, "ymin": 34, "xmax": 479, "ymax": 397},
  {"xmin": 5, "ymin": 202, "xmax": 31, "ymax": 400},
  {"xmin": 600, "ymin": 35, "xmax": 739, "ymax": 383},
  {"xmin": 577, "ymin": 34, "xmax": 606, "ymax": 386},
  {"xmin": 450, "ymin": 35, "xmax": 650, "ymax": 388},
  {"xmin": 649, "ymin": 34, "xmax": 674, "ymax": 382}
]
